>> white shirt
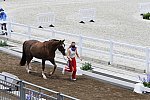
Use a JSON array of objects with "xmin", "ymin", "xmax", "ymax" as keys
[{"xmin": 69, "ymin": 48, "xmax": 76, "ymax": 58}]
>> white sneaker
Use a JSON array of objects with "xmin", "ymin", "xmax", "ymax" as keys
[
  {"xmin": 62, "ymin": 68, "xmax": 65, "ymax": 74},
  {"xmin": 71, "ymin": 77, "xmax": 76, "ymax": 81},
  {"xmin": 72, "ymin": 79, "xmax": 76, "ymax": 81}
]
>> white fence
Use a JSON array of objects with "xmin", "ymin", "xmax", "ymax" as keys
[
  {"xmin": 79, "ymin": 8, "xmax": 96, "ymax": 23},
  {"xmin": 139, "ymin": 2, "xmax": 150, "ymax": 14},
  {"xmin": 2, "ymin": 22, "xmax": 150, "ymax": 74},
  {"xmin": 37, "ymin": 12, "xmax": 55, "ymax": 27},
  {"xmin": 0, "ymin": 73, "xmax": 79, "ymax": 100},
  {"xmin": 8, "ymin": 0, "xmax": 55, "ymax": 5}
]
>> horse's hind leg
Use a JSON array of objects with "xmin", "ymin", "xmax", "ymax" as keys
[
  {"xmin": 42, "ymin": 60, "xmax": 47, "ymax": 79},
  {"xmin": 26, "ymin": 57, "xmax": 33, "ymax": 73},
  {"xmin": 49, "ymin": 59, "xmax": 57, "ymax": 75}
]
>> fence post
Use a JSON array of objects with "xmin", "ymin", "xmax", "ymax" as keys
[
  {"xmin": 28, "ymin": 26, "xmax": 31, "ymax": 39},
  {"xmin": 146, "ymin": 48, "xmax": 149, "ymax": 74},
  {"xmin": 7, "ymin": 21, "xmax": 12, "ymax": 38},
  {"xmin": 109, "ymin": 40, "xmax": 114, "ymax": 65},
  {"xmin": 57, "ymin": 93, "xmax": 64, "ymax": 100},
  {"xmin": 19, "ymin": 81, "xmax": 25, "ymax": 100},
  {"xmin": 79, "ymin": 35, "xmax": 83, "ymax": 57}
]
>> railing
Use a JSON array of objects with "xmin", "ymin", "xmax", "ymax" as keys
[
  {"xmin": 2, "ymin": 22, "xmax": 150, "ymax": 74},
  {"xmin": 0, "ymin": 73, "xmax": 79, "ymax": 100}
]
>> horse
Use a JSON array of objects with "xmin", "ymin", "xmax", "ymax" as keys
[{"xmin": 20, "ymin": 39, "xmax": 66, "ymax": 79}]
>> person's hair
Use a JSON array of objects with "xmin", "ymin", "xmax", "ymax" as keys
[
  {"xmin": 0, "ymin": 8, "xmax": 4, "ymax": 12},
  {"xmin": 68, "ymin": 42, "xmax": 76, "ymax": 48}
]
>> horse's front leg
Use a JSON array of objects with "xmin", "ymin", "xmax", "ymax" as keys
[
  {"xmin": 49, "ymin": 59, "xmax": 57, "ymax": 75},
  {"xmin": 42, "ymin": 60, "xmax": 47, "ymax": 79},
  {"xmin": 26, "ymin": 64, "xmax": 30, "ymax": 73}
]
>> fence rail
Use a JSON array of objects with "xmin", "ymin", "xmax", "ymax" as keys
[
  {"xmin": 1, "ymin": 21, "xmax": 150, "ymax": 74},
  {"xmin": 0, "ymin": 73, "xmax": 79, "ymax": 100}
]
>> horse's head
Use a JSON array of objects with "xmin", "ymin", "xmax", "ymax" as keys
[
  {"xmin": 47, "ymin": 39, "xmax": 66, "ymax": 56},
  {"xmin": 57, "ymin": 40, "xmax": 66, "ymax": 56}
]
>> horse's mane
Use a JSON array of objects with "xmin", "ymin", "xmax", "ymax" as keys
[
  {"xmin": 43, "ymin": 39, "xmax": 60, "ymax": 49},
  {"xmin": 43, "ymin": 39, "xmax": 59, "ymax": 43},
  {"xmin": 51, "ymin": 39, "xmax": 59, "ymax": 41}
]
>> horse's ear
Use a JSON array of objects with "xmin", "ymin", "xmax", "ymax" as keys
[
  {"xmin": 60, "ymin": 39, "xmax": 65, "ymax": 43},
  {"xmin": 62, "ymin": 39, "xmax": 65, "ymax": 42}
]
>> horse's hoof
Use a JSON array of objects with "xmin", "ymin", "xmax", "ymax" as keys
[
  {"xmin": 49, "ymin": 72, "xmax": 53, "ymax": 76},
  {"xmin": 42, "ymin": 73, "xmax": 47, "ymax": 79},
  {"xmin": 27, "ymin": 70, "xmax": 31, "ymax": 73},
  {"xmin": 26, "ymin": 68, "xmax": 31, "ymax": 73},
  {"xmin": 29, "ymin": 66, "xmax": 32, "ymax": 70},
  {"xmin": 43, "ymin": 76, "xmax": 47, "ymax": 79},
  {"xmin": 49, "ymin": 72, "xmax": 52, "ymax": 76},
  {"xmin": 43, "ymin": 75, "xmax": 47, "ymax": 79}
]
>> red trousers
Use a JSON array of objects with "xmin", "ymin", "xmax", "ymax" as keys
[{"xmin": 65, "ymin": 57, "xmax": 76, "ymax": 79}]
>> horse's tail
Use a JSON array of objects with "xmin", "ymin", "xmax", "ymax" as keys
[{"xmin": 20, "ymin": 42, "xmax": 26, "ymax": 66}]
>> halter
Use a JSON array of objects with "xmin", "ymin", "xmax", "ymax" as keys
[{"xmin": 71, "ymin": 47, "xmax": 76, "ymax": 51}]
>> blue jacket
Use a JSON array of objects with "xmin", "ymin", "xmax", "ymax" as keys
[{"xmin": 0, "ymin": 12, "xmax": 7, "ymax": 21}]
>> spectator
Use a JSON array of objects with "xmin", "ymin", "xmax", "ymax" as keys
[{"xmin": 0, "ymin": 8, "xmax": 7, "ymax": 35}]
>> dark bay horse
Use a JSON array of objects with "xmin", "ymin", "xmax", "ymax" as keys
[{"xmin": 20, "ymin": 39, "xmax": 66, "ymax": 79}]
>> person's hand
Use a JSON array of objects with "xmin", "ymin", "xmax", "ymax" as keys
[
  {"xmin": 80, "ymin": 58, "xmax": 82, "ymax": 61},
  {"xmin": 63, "ymin": 56, "xmax": 67, "ymax": 61},
  {"xmin": 69, "ymin": 58, "xmax": 72, "ymax": 61}
]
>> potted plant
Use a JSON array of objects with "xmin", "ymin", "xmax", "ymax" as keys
[
  {"xmin": 80, "ymin": 62, "xmax": 92, "ymax": 71},
  {"xmin": 139, "ymin": 74, "xmax": 150, "ymax": 87},
  {"xmin": 143, "ymin": 12, "xmax": 150, "ymax": 20},
  {"xmin": 0, "ymin": 40, "xmax": 7, "ymax": 47},
  {"xmin": 137, "ymin": 74, "xmax": 150, "ymax": 93}
]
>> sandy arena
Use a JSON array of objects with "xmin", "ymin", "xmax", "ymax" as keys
[{"xmin": 0, "ymin": 52, "xmax": 150, "ymax": 100}]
